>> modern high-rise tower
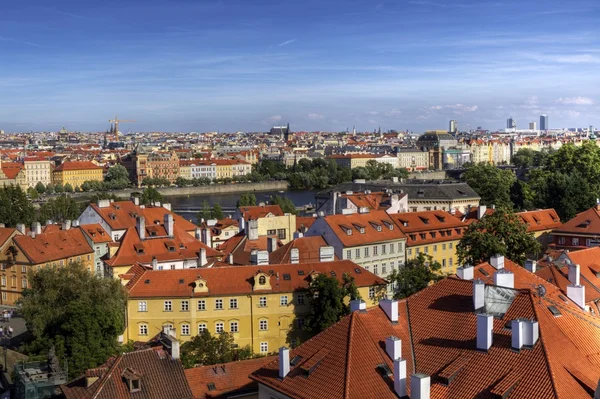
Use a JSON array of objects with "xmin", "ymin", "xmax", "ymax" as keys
[
  {"xmin": 449, "ymin": 120, "xmax": 458, "ymax": 134},
  {"xmin": 540, "ymin": 114, "xmax": 548, "ymax": 131},
  {"xmin": 507, "ymin": 117, "xmax": 516, "ymax": 129}
]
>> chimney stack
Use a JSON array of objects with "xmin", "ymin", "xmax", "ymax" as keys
[
  {"xmin": 473, "ymin": 279, "xmax": 485, "ymax": 310},
  {"xmin": 385, "ymin": 336, "xmax": 401, "ymax": 360},
  {"xmin": 250, "ymin": 250, "xmax": 269, "ymax": 265},
  {"xmin": 350, "ymin": 299, "xmax": 366, "ymax": 313},
  {"xmin": 162, "ymin": 202, "xmax": 172, "ymax": 211},
  {"xmin": 72, "ymin": 220, "xmax": 80, "ymax": 227},
  {"xmin": 290, "ymin": 248, "xmax": 299, "ymax": 264},
  {"xmin": 567, "ymin": 284, "xmax": 586, "ymax": 309},
  {"xmin": 490, "ymin": 254, "xmax": 504, "ymax": 269},
  {"xmin": 195, "ymin": 227, "xmax": 201, "ymax": 240},
  {"xmin": 238, "ymin": 217, "xmax": 246, "ymax": 234},
  {"xmin": 97, "ymin": 199, "xmax": 110, "ymax": 208},
  {"xmin": 132, "ymin": 196, "xmax": 140, "ymax": 206},
  {"xmin": 494, "ymin": 269, "xmax": 514, "ymax": 289},
  {"xmin": 227, "ymin": 253, "xmax": 233, "ymax": 264},
  {"xmin": 411, "ymin": 374, "xmax": 431, "ymax": 399},
  {"xmin": 568, "ymin": 263, "xmax": 581, "ymax": 286},
  {"xmin": 293, "ymin": 231, "xmax": 304, "ymax": 239},
  {"xmin": 456, "ymin": 264, "xmax": 474, "ymax": 280},
  {"xmin": 137, "ymin": 216, "xmax": 146, "ymax": 240},
  {"xmin": 524, "ymin": 319, "xmax": 539, "ymax": 348},
  {"xmin": 164, "ymin": 214, "xmax": 174, "ymax": 237},
  {"xmin": 524, "ymin": 260, "xmax": 537, "ymax": 273},
  {"xmin": 511, "ymin": 319, "xmax": 525, "ymax": 351},
  {"xmin": 380, "ymin": 299, "xmax": 399, "ymax": 324},
  {"xmin": 198, "ymin": 248, "xmax": 207, "ymax": 267},
  {"xmin": 393, "ymin": 359, "xmax": 407, "ymax": 397},
  {"xmin": 477, "ymin": 205, "xmax": 487, "ymax": 220},
  {"xmin": 477, "ymin": 313, "xmax": 493, "ymax": 351},
  {"xmin": 62, "ymin": 220, "xmax": 71, "ymax": 230},
  {"xmin": 152, "ymin": 257, "xmax": 158, "ymax": 269},
  {"xmin": 278, "ymin": 347, "xmax": 290, "ymax": 379},
  {"xmin": 247, "ymin": 219, "xmax": 259, "ymax": 241},
  {"xmin": 32, "ymin": 222, "xmax": 42, "ymax": 235},
  {"xmin": 201, "ymin": 228, "xmax": 212, "ymax": 248},
  {"xmin": 15, "ymin": 224, "xmax": 25, "ymax": 235},
  {"xmin": 267, "ymin": 237, "xmax": 278, "ymax": 253}
]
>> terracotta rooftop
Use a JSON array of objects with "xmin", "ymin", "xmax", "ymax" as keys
[
  {"xmin": 80, "ymin": 224, "xmax": 112, "ymax": 244},
  {"xmin": 390, "ymin": 210, "xmax": 466, "ymax": 246},
  {"xmin": 269, "ymin": 236, "xmax": 339, "ymax": 264},
  {"xmin": 54, "ymin": 161, "xmax": 102, "ymax": 171},
  {"xmin": 517, "ymin": 209, "xmax": 562, "ymax": 232},
  {"xmin": 318, "ymin": 210, "xmax": 407, "ymax": 247},
  {"xmin": 13, "ymin": 227, "xmax": 94, "ymax": 264},
  {"xmin": 239, "ymin": 205, "xmax": 284, "ymax": 220},
  {"xmin": 553, "ymin": 204, "xmax": 600, "ymax": 236}
]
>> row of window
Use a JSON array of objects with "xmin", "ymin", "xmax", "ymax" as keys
[
  {"xmin": 345, "ymin": 242, "xmax": 403, "ymax": 260},
  {"xmin": 364, "ymin": 261, "xmax": 398, "ymax": 276},
  {"xmin": 139, "ymin": 319, "xmax": 272, "ymax": 336},
  {"xmin": 557, "ymin": 237, "xmax": 592, "ymax": 246},
  {"xmin": 266, "ymin": 229, "xmax": 287, "ymax": 240},
  {"xmin": 140, "ymin": 295, "xmax": 301, "ymax": 312},
  {"xmin": 407, "ymin": 242, "xmax": 453, "ymax": 256},
  {"xmin": 0, "ymin": 276, "xmax": 27, "ymax": 289}
]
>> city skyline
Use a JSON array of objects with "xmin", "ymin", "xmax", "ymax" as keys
[{"xmin": 1, "ymin": 0, "xmax": 599, "ymax": 132}]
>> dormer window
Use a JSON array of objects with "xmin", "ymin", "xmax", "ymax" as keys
[
  {"xmin": 134, "ymin": 244, "xmax": 145, "ymax": 254},
  {"xmin": 383, "ymin": 221, "xmax": 394, "ymax": 230},
  {"xmin": 259, "ymin": 276, "xmax": 266, "ymax": 285},
  {"xmin": 340, "ymin": 224, "xmax": 352, "ymax": 236},
  {"xmin": 122, "ymin": 368, "xmax": 142, "ymax": 393}
]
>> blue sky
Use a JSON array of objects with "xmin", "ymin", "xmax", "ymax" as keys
[{"xmin": 1, "ymin": 0, "xmax": 599, "ymax": 133}]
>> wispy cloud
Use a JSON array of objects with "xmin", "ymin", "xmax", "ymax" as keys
[
  {"xmin": 524, "ymin": 52, "xmax": 600, "ymax": 64},
  {"xmin": 307, "ymin": 113, "xmax": 324, "ymax": 120},
  {"xmin": 556, "ymin": 96, "xmax": 594, "ymax": 105},
  {"xmin": 408, "ymin": 0, "xmax": 469, "ymax": 8},
  {"xmin": 266, "ymin": 115, "xmax": 283, "ymax": 123},
  {"xmin": 0, "ymin": 36, "xmax": 46, "ymax": 48},
  {"xmin": 278, "ymin": 39, "xmax": 297, "ymax": 47}
]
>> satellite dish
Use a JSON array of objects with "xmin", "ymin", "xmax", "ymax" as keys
[{"xmin": 537, "ymin": 284, "xmax": 547, "ymax": 298}]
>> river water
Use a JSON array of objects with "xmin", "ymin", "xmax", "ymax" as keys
[{"xmin": 167, "ymin": 190, "xmax": 319, "ymax": 224}]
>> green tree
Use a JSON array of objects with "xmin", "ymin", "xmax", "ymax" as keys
[
  {"xmin": 512, "ymin": 148, "xmax": 536, "ymax": 169},
  {"xmin": 45, "ymin": 183, "xmax": 55, "ymax": 194},
  {"xmin": 463, "ymin": 163, "xmax": 516, "ymax": 209},
  {"xmin": 18, "ymin": 261, "xmax": 127, "ymax": 378},
  {"xmin": 0, "ymin": 185, "xmax": 36, "ymax": 227},
  {"xmin": 104, "ymin": 164, "xmax": 129, "ymax": 183},
  {"xmin": 510, "ymin": 180, "xmax": 535, "ymax": 211},
  {"xmin": 38, "ymin": 194, "xmax": 84, "ymax": 223},
  {"xmin": 271, "ymin": 195, "xmax": 297, "ymax": 215},
  {"xmin": 64, "ymin": 183, "xmax": 74, "ymax": 193},
  {"xmin": 180, "ymin": 330, "xmax": 252, "ymax": 368},
  {"xmin": 457, "ymin": 207, "xmax": 541, "ymax": 266},
  {"xmin": 304, "ymin": 274, "xmax": 346, "ymax": 333},
  {"xmin": 197, "ymin": 200, "xmax": 212, "ymax": 222},
  {"xmin": 35, "ymin": 182, "xmax": 46, "ymax": 194},
  {"xmin": 211, "ymin": 203, "xmax": 225, "ymax": 220},
  {"xmin": 237, "ymin": 193, "xmax": 257, "ymax": 207},
  {"xmin": 388, "ymin": 253, "xmax": 444, "ymax": 299},
  {"xmin": 27, "ymin": 187, "xmax": 40, "ymax": 200},
  {"xmin": 55, "ymin": 183, "xmax": 64, "ymax": 193},
  {"xmin": 140, "ymin": 187, "xmax": 164, "ymax": 205}
]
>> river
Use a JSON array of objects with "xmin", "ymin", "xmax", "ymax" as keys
[{"xmin": 167, "ymin": 190, "xmax": 320, "ymax": 223}]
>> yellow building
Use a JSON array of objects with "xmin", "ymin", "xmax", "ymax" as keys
[
  {"xmin": 236, "ymin": 205, "xmax": 297, "ymax": 244},
  {"xmin": 1, "ymin": 223, "xmax": 95, "ymax": 305},
  {"xmin": 390, "ymin": 210, "xmax": 467, "ymax": 274},
  {"xmin": 124, "ymin": 261, "xmax": 386, "ymax": 353},
  {"xmin": 52, "ymin": 161, "xmax": 103, "ymax": 188},
  {"xmin": 328, "ymin": 153, "xmax": 376, "ymax": 169}
]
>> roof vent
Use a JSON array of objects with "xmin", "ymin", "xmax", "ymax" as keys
[
  {"xmin": 385, "ymin": 336, "xmax": 401, "ymax": 360},
  {"xmin": 456, "ymin": 264, "xmax": 474, "ymax": 280},
  {"xmin": 411, "ymin": 374, "xmax": 431, "ymax": 399},
  {"xmin": 350, "ymin": 299, "xmax": 366, "ymax": 313}
]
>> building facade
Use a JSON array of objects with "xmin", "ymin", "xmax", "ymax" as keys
[{"xmin": 52, "ymin": 161, "xmax": 103, "ymax": 188}]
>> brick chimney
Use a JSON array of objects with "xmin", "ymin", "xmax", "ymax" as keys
[{"xmin": 136, "ymin": 216, "xmax": 145, "ymax": 240}]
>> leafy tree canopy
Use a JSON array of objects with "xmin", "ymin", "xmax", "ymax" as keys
[
  {"xmin": 0, "ymin": 185, "xmax": 36, "ymax": 227},
  {"xmin": 180, "ymin": 331, "xmax": 252, "ymax": 368},
  {"xmin": 237, "ymin": 193, "xmax": 257, "ymax": 207},
  {"xmin": 18, "ymin": 261, "xmax": 127, "ymax": 378},
  {"xmin": 271, "ymin": 195, "xmax": 297, "ymax": 215},
  {"xmin": 38, "ymin": 194, "xmax": 84, "ymax": 223},
  {"xmin": 35, "ymin": 182, "xmax": 46, "ymax": 194},
  {"xmin": 140, "ymin": 187, "xmax": 164, "ymax": 205},
  {"xmin": 388, "ymin": 253, "xmax": 444, "ymax": 299},
  {"xmin": 457, "ymin": 207, "xmax": 541, "ymax": 266},
  {"xmin": 463, "ymin": 163, "xmax": 516, "ymax": 209},
  {"xmin": 104, "ymin": 164, "xmax": 130, "ymax": 183}
]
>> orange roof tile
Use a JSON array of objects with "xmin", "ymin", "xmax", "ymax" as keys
[
  {"xmin": 517, "ymin": 209, "xmax": 562, "ymax": 232},
  {"xmin": 239, "ymin": 205, "xmax": 284, "ymax": 220},
  {"xmin": 80, "ymin": 224, "xmax": 112, "ymax": 243},
  {"xmin": 54, "ymin": 161, "xmax": 101, "ymax": 171},
  {"xmin": 390, "ymin": 210, "xmax": 466, "ymax": 246},
  {"xmin": 319, "ymin": 210, "xmax": 407, "ymax": 247},
  {"xmin": 553, "ymin": 205, "xmax": 600, "ymax": 236},
  {"xmin": 269, "ymin": 236, "xmax": 339, "ymax": 264},
  {"xmin": 13, "ymin": 227, "xmax": 93, "ymax": 264}
]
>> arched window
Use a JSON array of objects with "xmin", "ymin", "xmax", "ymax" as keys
[{"xmin": 259, "ymin": 275, "xmax": 266, "ymax": 285}]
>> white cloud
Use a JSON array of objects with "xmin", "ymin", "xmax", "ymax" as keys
[
  {"xmin": 566, "ymin": 110, "xmax": 582, "ymax": 117},
  {"xmin": 267, "ymin": 115, "xmax": 283, "ymax": 122},
  {"xmin": 278, "ymin": 39, "xmax": 296, "ymax": 47},
  {"xmin": 429, "ymin": 105, "xmax": 444, "ymax": 110},
  {"xmin": 520, "ymin": 96, "xmax": 539, "ymax": 109},
  {"xmin": 366, "ymin": 111, "xmax": 380, "ymax": 116},
  {"xmin": 556, "ymin": 96, "xmax": 594, "ymax": 105},
  {"xmin": 307, "ymin": 113, "xmax": 324, "ymax": 120},
  {"xmin": 429, "ymin": 104, "xmax": 478, "ymax": 112},
  {"xmin": 384, "ymin": 108, "xmax": 402, "ymax": 117}
]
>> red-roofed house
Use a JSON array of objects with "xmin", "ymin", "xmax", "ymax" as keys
[
  {"xmin": 234, "ymin": 205, "xmax": 296, "ymax": 244},
  {"xmin": 52, "ymin": 160, "xmax": 103, "ymax": 188},
  {"xmin": 552, "ymin": 204, "xmax": 600, "ymax": 250}
]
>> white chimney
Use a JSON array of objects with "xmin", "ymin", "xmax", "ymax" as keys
[
  {"xmin": 227, "ymin": 253, "xmax": 233, "ymax": 264},
  {"xmin": 290, "ymin": 248, "xmax": 299, "ymax": 264},
  {"xmin": 449, "ymin": 207, "xmax": 456, "ymax": 215},
  {"xmin": 319, "ymin": 246, "xmax": 335, "ymax": 262},
  {"xmin": 293, "ymin": 231, "xmax": 304, "ymax": 239},
  {"xmin": 473, "ymin": 279, "xmax": 485, "ymax": 310},
  {"xmin": 250, "ymin": 250, "xmax": 269, "ymax": 265},
  {"xmin": 494, "ymin": 269, "xmax": 514, "ymax": 289},
  {"xmin": 16, "ymin": 223, "xmax": 25, "ymax": 235},
  {"xmin": 198, "ymin": 248, "xmax": 207, "ymax": 267},
  {"xmin": 238, "ymin": 217, "xmax": 245, "ymax": 234},
  {"xmin": 132, "ymin": 196, "xmax": 140, "ymax": 206},
  {"xmin": 162, "ymin": 202, "xmax": 172, "ymax": 211},
  {"xmin": 32, "ymin": 222, "xmax": 41, "ymax": 235},
  {"xmin": 62, "ymin": 220, "xmax": 71, "ymax": 230},
  {"xmin": 456, "ymin": 264, "xmax": 474, "ymax": 280},
  {"xmin": 524, "ymin": 260, "xmax": 537, "ymax": 273},
  {"xmin": 201, "ymin": 228, "xmax": 212, "ymax": 247},
  {"xmin": 164, "ymin": 214, "xmax": 174, "ymax": 237},
  {"xmin": 477, "ymin": 205, "xmax": 487, "ymax": 220},
  {"xmin": 511, "ymin": 319, "xmax": 525, "ymax": 351},
  {"xmin": 152, "ymin": 257, "xmax": 158, "ymax": 269},
  {"xmin": 393, "ymin": 359, "xmax": 407, "ymax": 397},
  {"xmin": 490, "ymin": 254, "xmax": 504, "ymax": 269},
  {"xmin": 568, "ymin": 263, "xmax": 581, "ymax": 286},
  {"xmin": 247, "ymin": 219, "xmax": 259, "ymax": 241},
  {"xmin": 278, "ymin": 347, "xmax": 290, "ymax": 379},
  {"xmin": 267, "ymin": 237, "xmax": 278, "ymax": 253},
  {"xmin": 411, "ymin": 374, "xmax": 431, "ymax": 399},
  {"xmin": 137, "ymin": 216, "xmax": 145, "ymax": 240},
  {"xmin": 523, "ymin": 319, "xmax": 539, "ymax": 348},
  {"xmin": 385, "ymin": 336, "xmax": 401, "ymax": 360},
  {"xmin": 567, "ymin": 284, "xmax": 586, "ymax": 309},
  {"xmin": 380, "ymin": 299, "xmax": 399, "ymax": 323},
  {"xmin": 72, "ymin": 220, "xmax": 80, "ymax": 227},
  {"xmin": 195, "ymin": 227, "xmax": 201, "ymax": 240},
  {"xmin": 97, "ymin": 199, "xmax": 110, "ymax": 208},
  {"xmin": 350, "ymin": 299, "xmax": 366, "ymax": 312},
  {"xmin": 477, "ymin": 313, "xmax": 493, "ymax": 351}
]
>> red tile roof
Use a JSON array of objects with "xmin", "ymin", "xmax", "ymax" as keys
[
  {"xmin": 320, "ymin": 210, "xmax": 407, "ymax": 247},
  {"xmin": 185, "ymin": 356, "xmax": 276, "ymax": 399},
  {"xmin": 553, "ymin": 205, "xmax": 600, "ymax": 236},
  {"xmin": 296, "ymin": 216, "xmax": 316, "ymax": 232},
  {"xmin": 13, "ymin": 227, "xmax": 94, "ymax": 264},
  {"xmin": 517, "ymin": 209, "xmax": 562, "ymax": 232},
  {"xmin": 269, "ymin": 236, "xmax": 339, "ymax": 264},
  {"xmin": 239, "ymin": 205, "xmax": 284, "ymax": 220},
  {"xmin": 215, "ymin": 233, "xmax": 282, "ymax": 265},
  {"xmin": 54, "ymin": 161, "xmax": 102, "ymax": 171},
  {"xmin": 61, "ymin": 348, "xmax": 193, "ymax": 399},
  {"xmin": 390, "ymin": 210, "xmax": 466, "ymax": 246},
  {"xmin": 80, "ymin": 224, "xmax": 112, "ymax": 243},
  {"xmin": 127, "ymin": 260, "xmax": 385, "ymax": 298},
  {"xmin": 0, "ymin": 227, "xmax": 18, "ymax": 247}
]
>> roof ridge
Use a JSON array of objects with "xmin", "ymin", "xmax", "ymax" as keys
[
  {"xmin": 91, "ymin": 355, "xmax": 124, "ymax": 399},
  {"xmin": 343, "ymin": 311, "xmax": 355, "ymax": 399}
]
